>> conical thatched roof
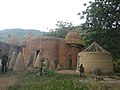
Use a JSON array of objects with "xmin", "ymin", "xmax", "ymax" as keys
[
  {"xmin": 83, "ymin": 42, "xmax": 110, "ymax": 54},
  {"xmin": 65, "ymin": 30, "xmax": 84, "ymax": 45},
  {"xmin": 13, "ymin": 52, "xmax": 26, "ymax": 71}
]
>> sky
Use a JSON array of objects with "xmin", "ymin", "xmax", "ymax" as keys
[{"xmin": 0, "ymin": 0, "xmax": 92, "ymax": 32}]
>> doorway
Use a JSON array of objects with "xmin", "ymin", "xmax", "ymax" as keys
[{"xmin": 35, "ymin": 49, "xmax": 40, "ymax": 60}]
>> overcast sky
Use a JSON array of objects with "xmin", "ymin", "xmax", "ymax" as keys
[{"xmin": 0, "ymin": 0, "xmax": 92, "ymax": 32}]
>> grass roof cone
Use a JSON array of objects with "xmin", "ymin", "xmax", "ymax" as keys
[
  {"xmin": 13, "ymin": 52, "xmax": 26, "ymax": 71},
  {"xmin": 8, "ymin": 53, "xmax": 17, "ymax": 69},
  {"xmin": 65, "ymin": 30, "xmax": 84, "ymax": 46},
  {"xmin": 77, "ymin": 42, "xmax": 113, "ymax": 74}
]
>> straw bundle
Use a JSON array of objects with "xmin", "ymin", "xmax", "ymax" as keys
[
  {"xmin": 13, "ymin": 52, "xmax": 26, "ymax": 71},
  {"xmin": 65, "ymin": 30, "xmax": 83, "ymax": 45},
  {"xmin": 8, "ymin": 53, "xmax": 17, "ymax": 69}
]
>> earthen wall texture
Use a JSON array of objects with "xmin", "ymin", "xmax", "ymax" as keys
[
  {"xmin": 78, "ymin": 52, "xmax": 113, "ymax": 74},
  {"xmin": 23, "ymin": 36, "xmax": 82, "ymax": 69}
]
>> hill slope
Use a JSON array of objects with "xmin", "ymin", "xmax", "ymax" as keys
[{"xmin": 0, "ymin": 28, "xmax": 45, "ymax": 43}]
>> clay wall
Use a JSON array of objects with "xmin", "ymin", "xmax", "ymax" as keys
[
  {"xmin": 23, "ymin": 36, "xmax": 59, "ymax": 65},
  {"xmin": 24, "ymin": 36, "xmax": 83, "ymax": 69},
  {"xmin": 58, "ymin": 39, "xmax": 81, "ymax": 68}
]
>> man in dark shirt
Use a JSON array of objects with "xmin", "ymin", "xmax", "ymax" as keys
[{"xmin": 1, "ymin": 53, "xmax": 8, "ymax": 73}]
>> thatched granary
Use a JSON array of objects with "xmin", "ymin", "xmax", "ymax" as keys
[
  {"xmin": 64, "ymin": 30, "xmax": 84, "ymax": 68},
  {"xmin": 65, "ymin": 30, "xmax": 84, "ymax": 47},
  {"xmin": 58, "ymin": 38, "xmax": 82, "ymax": 68},
  {"xmin": 23, "ymin": 30, "xmax": 84, "ymax": 69},
  {"xmin": 77, "ymin": 42, "xmax": 113, "ymax": 74}
]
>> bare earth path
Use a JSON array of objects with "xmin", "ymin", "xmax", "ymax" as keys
[{"xmin": 0, "ymin": 73, "xmax": 16, "ymax": 90}]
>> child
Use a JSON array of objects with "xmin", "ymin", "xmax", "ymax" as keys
[{"xmin": 79, "ymin": 64, "xmax": 84, "ymax": 76}]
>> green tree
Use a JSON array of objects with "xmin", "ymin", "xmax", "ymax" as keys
[
  {"xmin": 45, "ymin": 21, "xmax": 74, "ymax": 38},
  {"xmin": 78, "ymin": 0, "xmax": 120, "ymax": 59}
]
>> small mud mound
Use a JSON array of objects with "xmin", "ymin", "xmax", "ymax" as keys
[{"xmin": 0, "ymin": 75, "xmax": 16, "ymax": 90}]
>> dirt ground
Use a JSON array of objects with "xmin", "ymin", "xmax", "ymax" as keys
[
  {"xmin": 57, "ymin": 70, "xmax": 120, "ymax": 89},
  {"xmin": 0, "ymin": 73, "xmax": 16, "ymax": 90},
  {"xmin": 0, "ymin": 70, "xmax": 120, "ymax": 90}
]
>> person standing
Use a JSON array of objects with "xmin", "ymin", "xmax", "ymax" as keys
[
  {"xmin": 1, "ymin": 53, "xmax": 8, "ymax": 73},
  {"xmin": 79, "ymin": 64, "xmax": 84, "ymax": 76},
  {"xmin": 39, "ymin": 57, "xmax": 45, "ymax": 76}
]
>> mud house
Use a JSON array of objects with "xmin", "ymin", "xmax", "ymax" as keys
[
  {"xmin": 23, "ymin": 30, "xmax": 84, "ymax": 69},
  {"xmin": 0, "ymin": 30, "xmax": 84, "ymax": 70}
]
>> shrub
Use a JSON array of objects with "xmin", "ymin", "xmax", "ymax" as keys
[{"xmin": 113, "ymin": 59, "xmax": 120, "ymax": 73}]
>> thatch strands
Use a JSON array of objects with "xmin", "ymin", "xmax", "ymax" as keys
[
  {"xmin": 65, "ymin": 30, "xmax": 84, "ymax": 45},
  {"xmin": 77, "ymin": 42, "xmax": 113, "ymax": 74},
  {"xmin": 13, "ymin": 52, "xmax": 26, "ymax": 71},
  {"xmin": 8, "ymin": 53, "xmax": 17, "ymax": 69}
]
